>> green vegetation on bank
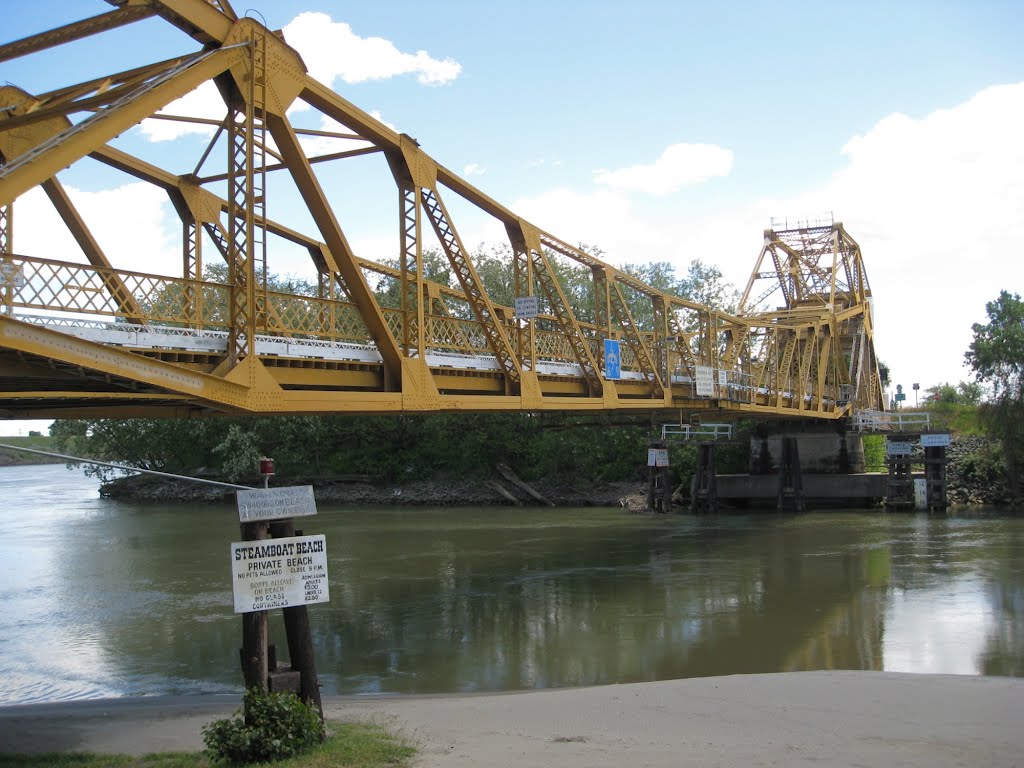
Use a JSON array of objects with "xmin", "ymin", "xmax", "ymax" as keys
[
  {"xmin": 965, "ymin": 290, "xmax": 1024, "ymax": 502},
  {"xmin": 0, "ymin": 721, "xmax": 415, "ymax": 768},
  {"xmin": 0, "ymin": 434, "xmax": 61, "ymax": 466},
  {"xmin": 49, "ymin": 413, "xmax": 756, "ymax": 488}
]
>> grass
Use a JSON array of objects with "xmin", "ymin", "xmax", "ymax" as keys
[
  {"xmin": 0, "ymin": 722, "xmax": 415, "ymax": 768},
  {"xmin": 0, "ymin": 434, "xmax": 62, "ymax": 465}
]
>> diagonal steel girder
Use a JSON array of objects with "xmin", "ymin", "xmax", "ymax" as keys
[
  {"xmin": 265, "ymin": 112, "xmax": 404, "ymax": 388},
  {"xmin": 609, "ymin": 280, "xmax": 664, "ymax": 398},
  {"xmin": 0, "ymin": 46, "xmax": 244, "ymax": 207},
  {"xmin": 420, "ymin": 186, "xmax": 522, "ymax": 392}
]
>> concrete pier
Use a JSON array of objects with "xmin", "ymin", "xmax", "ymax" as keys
[{"xmin": 715, "ymin": 472, "xmax": 897, "ymax": 508}]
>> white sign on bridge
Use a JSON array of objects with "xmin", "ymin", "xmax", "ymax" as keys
[
  {"xmin": 237, "ymin": 485, "xmax": 317, "ymax": 522},
  {"xmin": 230, "ymin": 534, "xmax": 329, "ymax": 614},
  {"xmin": 695, "ymin": 365, "xmax": 715, "ymax": 397}
]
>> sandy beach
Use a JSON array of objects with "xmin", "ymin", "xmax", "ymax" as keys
[{"xmin": 1, "ymin": 671, "xmax": 1022, "ymax": 766}]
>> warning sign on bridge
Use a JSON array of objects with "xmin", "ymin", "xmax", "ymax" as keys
[{"xmin": 230, "ymin": 534, "xmax": 329, "ymax": 614}]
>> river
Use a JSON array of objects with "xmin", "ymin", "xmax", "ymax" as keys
[{"xmin": 0, "ymin": 463, "xmax": 1021, "ymax": 705}]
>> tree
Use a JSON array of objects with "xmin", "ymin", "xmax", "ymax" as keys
[
  {"xmin": 924, "ymin": 381, "xmax": 983, "ymax": 406},
  {"xmin": 965, "ymin": 290, "xmax": 1024, "ymax": 502}
]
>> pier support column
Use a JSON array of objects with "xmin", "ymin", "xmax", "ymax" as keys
[
  {"xmin": 924, "ymin": 445, "xmax": 948, "ymax": 511},
  {"xmin": 777, "ymin": 437, "xmax": 805, "ymax": 513},
  {"xmin": 884, "ymin": 436, "xmax": 914, "ymax": 510},
  {"xmin": 691, "ymin": 442, "xmax": 719, "ymax": 514}
]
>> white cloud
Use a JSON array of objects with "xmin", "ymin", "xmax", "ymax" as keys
[
  {"xmin": 137, "ymin": 81, "xmax": 225, "ymax": 143},
  {"xmin": 502, "ymin": 84, "xmax": 1024, "ymax": 392},
  {"xmin": 594, "ymin": 142, "xmax": 734, "ymax": 195},
  {"xmin": 283, "ymin": 12, "xmax": 461, "ymax": 88},
  {"xmin": 747, "ymin": 82, "xmax": 1024, "ymax": 392},
  {"xmin": 15, "ymin": 182, "xmax": 180, "ymax": 283},
  {"xmin": 469, "ymin": 187, "xmax": 671, "ymax": 261},
  {"xmin": 463, "ymin": 163, "xmax": 486, "ymax": 177},
  {"xmin": 135, "ymin": 11, "xmax": 456, "ymax": 141}
]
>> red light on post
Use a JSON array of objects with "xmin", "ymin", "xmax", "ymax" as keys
[{"xmin": 258, "ymin": 457, "xmax": 275, "ymax": 476}]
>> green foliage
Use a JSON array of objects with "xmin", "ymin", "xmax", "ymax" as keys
[
  {"xmin": 48, "ymin": 412, "xmax": 658, "ymax": 486},
  {"xmin": 0, "ymin": 722, "xmax": 414, "ymax": 768},
  {"xmin": 0, "ymin": 754, "xmax": 204, "ymax": 767},
  {"xmin": 862, "ymin": 434, "xmax": 886, "ymax": 472},
  {"xmin": 202, "ymin": 689, "xmax": 324, "ymax": 765},
  {"xmin": 924, "ymin": 380, "xmax": 983, "ymax": 406},
  {"xmin": 956, "ymin": 441, "xmax": 1007, "ymax": 487},
  {"xmin": 965, "ymin": 290, "xmax": 1024, "ymax": 500},
  {"xmin": 877, "ymin": 360, "xmax": 891, "ymax": 389},
  {"xmin": 318, "ymin": 722, "xmax": 416, "ymax": 768}
]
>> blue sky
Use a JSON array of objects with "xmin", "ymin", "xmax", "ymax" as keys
[{"xmin": 2, "ymin": 0, "xmax": 1024, "ymax": 433}]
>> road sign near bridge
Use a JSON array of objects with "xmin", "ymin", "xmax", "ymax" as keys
[{"xmin": 604, "ymin": 339, "xmax": 621, "ymax": 380}]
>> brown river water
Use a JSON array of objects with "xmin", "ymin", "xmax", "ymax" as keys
[{"xmin": 1, "ymin": 463, "xmax": 1021, "ymax": 704}]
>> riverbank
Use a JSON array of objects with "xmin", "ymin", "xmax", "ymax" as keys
[
  {"xmin": 98, "ymin": 472, "xmax": 644, "ymax": 508},
  {"xmin": 1, "ymin": 672, "xmax": 1022, "ymax": 766}
]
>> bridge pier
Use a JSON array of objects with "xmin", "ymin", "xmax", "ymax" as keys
[
  {"xmin": 883, "ymin": 434, "xmax": 949, "ymax": 511},
  {"xmin": 776, "ymin": 437, "xmax": 805, "ymax": 513},
  {"xmin": 691, "ymin": 442, "xmax": 719, "ymax": 514},
  {"xmin": 751, "ymin": 425, "xmax": 865, "ymax": 475},
  {"xmin": 924, "ymin": 444, "xmax": 948, "ymax": 511}
]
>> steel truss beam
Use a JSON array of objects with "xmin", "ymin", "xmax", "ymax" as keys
[{"xmin": 0, "ymin": 3, "xmax": 885, "ymax": 419}]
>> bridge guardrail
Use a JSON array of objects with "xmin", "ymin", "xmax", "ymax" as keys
[{"xmin": 851, "ymin": 410, "xmax": 931, "ymax": 432}]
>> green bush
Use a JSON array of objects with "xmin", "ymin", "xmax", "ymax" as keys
[{"xmin": 202, "ymin": 688, "xmax": 324, "ymax": 764}]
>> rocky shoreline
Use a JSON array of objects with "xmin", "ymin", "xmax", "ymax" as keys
[{"xmin": 99, "ymin": 472, "xmax": 643, "ymax": 508}]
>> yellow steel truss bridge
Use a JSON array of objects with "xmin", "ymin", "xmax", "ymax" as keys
[{"xmin": 0, "ymin": 1, "xmax": 885, "ymax": 421}]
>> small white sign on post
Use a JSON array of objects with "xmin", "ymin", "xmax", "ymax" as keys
[
  {"xmin": 230, "ymin": 534, "xmax": 329, "ymax": 613},
  {"xmin": 514, "ymin": 295, "xmax": 539, "ymax": 320},
  {"xmin": 647, "ymin": 448, "xmax": 670, "ymax": 467},
  {"xmin": 695, "ymin": 365, "xmax": 715, "ymax": 397},
  {"xmin": 920, "ymin": 433, "xmax": 951, "ymax": 448},
  {"xmin": 0, "ymin": 263, "xmax": 25, "ymax": 288},
  {"xmin": 237, "ymin": 485, "xmax": 317, "ymax": 522},
  {"xmin": 913, "ymin": 479, "xmax": 927, "ymax": 510},
  {"xmin": 886, "ymin": 440, "xmax": 913, "ymax": 456}
]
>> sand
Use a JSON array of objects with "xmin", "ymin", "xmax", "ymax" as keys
[{"xmin": 1, "ymin": 672, "xmax": 1022, "ymax": 767}]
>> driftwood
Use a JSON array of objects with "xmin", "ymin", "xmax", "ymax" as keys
[
  {"xmin": 486, "ymin": 480, "xmax": 523, "ymax": 506},
  {"xmin": 496, "ymin": 463, "xmax": 555, "ymax": 507}
]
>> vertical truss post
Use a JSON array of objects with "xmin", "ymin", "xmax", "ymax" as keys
[
  {"xmin": 399, "ymin": 185, "xmax": 424, "ymax": 357},
  {"xmin": 592, "ymin": 265, "xmax": 611, "ymax": 370},
  {"xmin": 509, "ymin": 235, "xmax": 535, "ymax": 370},
  {"xmin": 0, "ymin": 190, "xmax": 11, "ymax": 316},
  {"xmin": 652, "ymin": 295, "xmax": 670, "ymax": 390},
  {"xmin": 225, "ymin": 34, "xmax": 267, "ymax": 364},
  {"xmin": 183, "ymin": 213, "xmax": 203, "ymax": 328}
]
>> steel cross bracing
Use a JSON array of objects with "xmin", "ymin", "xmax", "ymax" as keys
[{"xmin": 0, "ymin": 1, "xmax": 886, "ymax": 421}]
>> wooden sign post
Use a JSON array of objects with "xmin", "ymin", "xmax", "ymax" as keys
[{"xmin": 231, "ymin": 463, "xmax": 326, "ymax": 720}]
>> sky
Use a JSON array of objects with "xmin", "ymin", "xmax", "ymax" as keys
[{"xmin": 2, "ymin": 0, "xmax": 1023, "ymax": 434}]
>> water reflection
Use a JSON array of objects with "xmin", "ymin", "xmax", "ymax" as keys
[{"xmin": 0, "ymin": 464, "xmax": 1021, "ymax": 704}]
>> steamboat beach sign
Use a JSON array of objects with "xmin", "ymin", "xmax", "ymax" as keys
[{"xmin": 230, "ymin": 486, "xmax": 329, "ymax": 614}]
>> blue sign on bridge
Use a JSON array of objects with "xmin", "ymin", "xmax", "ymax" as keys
[{"xmin": 604, "ymin": 339, "xmax": 621, "ymax": 380}]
